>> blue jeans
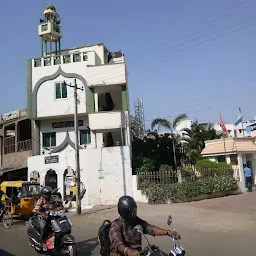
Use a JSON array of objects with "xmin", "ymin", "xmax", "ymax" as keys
[{"xmin": 245, "ymin": 176, "xmax": 252, "ymax": 192}]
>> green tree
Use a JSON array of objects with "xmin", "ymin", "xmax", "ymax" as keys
[
  {"xmin": 151, "ymin": 114, "xmax": 188, "ymax": 169},
  {"xmin": 181, "ymin": 122, "xmax": 222, "ymax": 164}
]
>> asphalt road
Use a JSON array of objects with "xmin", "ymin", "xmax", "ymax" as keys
[{"xmin": 0, "ymin": 192, "xmax": 256, "ymax": 256}]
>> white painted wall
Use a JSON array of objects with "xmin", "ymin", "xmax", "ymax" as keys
[
  {"xmin": 88, "ymin": 111, "xmax": 126, "ymax": 130},
  {"xmin": 132, "ymin": 175, "xmax": 148, "ymax": 203},
  {"xmin": 39, "ymin": 117, "xmax": 94, "ymax": 154},
  {"xmin": 87, "ymin": 63, "xmax": 126, "ymax": 86},
  {"xmin": 27, "ymin": 146, "xmax": 133, "ymax": 206},
  {"xmin": 37, "ymin": 76, "xmax": 88, "ymax": 118}
]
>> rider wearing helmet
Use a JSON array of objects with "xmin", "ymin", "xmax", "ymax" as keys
[
  {"xmin": 109, "ymin": 196, "xmax": 181, "ymax": 256},
  {"xmin": 34, "ymin": 186, "xmax": 58, "ymax": 242}
]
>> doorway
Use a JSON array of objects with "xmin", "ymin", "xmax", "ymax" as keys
[{"xmin": 45, "ymin": 169, "xmax": 58, "ymax": 190}]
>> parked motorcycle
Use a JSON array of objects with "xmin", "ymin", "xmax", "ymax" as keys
[
  {"xmin": 134, "ymin": 215, "xmax": 185, "ymax": 256},
  {"xmin": 27, "ymin": 210, "xmax": 77, "ymax": 255}
]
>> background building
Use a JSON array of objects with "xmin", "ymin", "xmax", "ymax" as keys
[
  {"xmin": 26, "ymin": 5, "xmax": 132, "ymax": 207},
  {"xmin": 0, "ymin": 109, "xmax": 32, "ymax": 182}
]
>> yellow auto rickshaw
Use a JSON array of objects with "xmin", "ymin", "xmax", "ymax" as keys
[{"xmin": 0, "ymin": 181, "xmax": 41, "ymax": 219}]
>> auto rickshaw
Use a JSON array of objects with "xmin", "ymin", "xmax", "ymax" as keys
[{"xmin": 0, "ymin": 181, "xmax": 41, "ymax": 219}]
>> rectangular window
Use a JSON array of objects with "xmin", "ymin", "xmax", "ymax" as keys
[
  {"xmin": 73, "ymin": 53, "xmax": 81, "ymax": 62},
  {"xmin": 80, "ymin": 130, "xmax": 91, "ymax": 145},
  {"xmin": 42, "ymin": 132, "xmax": 56, "ymax": 147},
  {"xmin": 55, "ymin": 82, "xmax": 67, "ymax": 99}
]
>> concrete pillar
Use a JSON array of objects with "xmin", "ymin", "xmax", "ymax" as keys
[
  {"xmin": 15, "ymin": 121, "xmax": 18, "ymax": 152},
  {"xmin": 237, "ymin": 153, "xmax": 246, "ymax": 192},
  {"xmin": 226, "ymin": 155, "xmax": 231, "ymax": 164},
  {"xmin": 94, "ymin": 93, "xmax": 99, "ymax": 112},
  {"xmin": 2, "ymin": 125, "xmax": 5, "ymax": 155}
]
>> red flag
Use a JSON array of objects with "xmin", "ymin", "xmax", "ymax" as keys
[{"xmin": 220, "ymin": 113, "xmax": 228, "ymax": 133}]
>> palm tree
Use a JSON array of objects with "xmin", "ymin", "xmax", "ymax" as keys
[
  {"xmin": 151, "ymin": 114, "xmax": 188, "ymax": 169},
  {"xmin": 181, "ymin": 122, "xmax": 222, "ymax": 164}
]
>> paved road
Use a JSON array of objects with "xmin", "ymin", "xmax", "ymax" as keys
[{"xmin": 0, "ymin": 192, "xmax": 256, "ymax": 255}]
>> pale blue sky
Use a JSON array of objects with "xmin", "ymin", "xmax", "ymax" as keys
[{"xmin": 0, "ymin": 0, "xmax": 255, "ymax": 128}]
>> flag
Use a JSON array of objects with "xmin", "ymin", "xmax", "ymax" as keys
[
  {"xmin": 220, "ymin": 113, "xmax": 228, "ymax": 133},
  {"xmin": 235, "ymin": 107, "xmax": 243, "ymax": 126}
]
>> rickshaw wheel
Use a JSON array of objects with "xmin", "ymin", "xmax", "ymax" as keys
[{"xmin": 3, "ymin": 210, "xmax": 13, "ymax": 229}]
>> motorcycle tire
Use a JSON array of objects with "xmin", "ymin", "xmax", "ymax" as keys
[{"xmin": 61, "ymin": 244, "xmax": 77, "ymax": 256}]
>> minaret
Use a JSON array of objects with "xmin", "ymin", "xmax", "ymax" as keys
[{"xmin": 38, "ymin": 4, "xmax": 62, "ymax": 57}]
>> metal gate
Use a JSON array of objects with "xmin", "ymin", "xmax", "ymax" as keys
[{"xmin": 45, "ymin": 169, "xmax": 58, "ymax": 190}]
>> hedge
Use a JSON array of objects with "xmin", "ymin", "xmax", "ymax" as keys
[
  {"xmin": 196, "ymin": 159, "xmax": 229, "ymax": 169},
  {"xmin": 141, "ymin": 175, "xmax": 238, "ymax": 204}
]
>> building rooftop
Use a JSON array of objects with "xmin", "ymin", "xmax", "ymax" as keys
[{"xmin": 201, "ymin": 137, "xmax": 256, "ymax": 156}]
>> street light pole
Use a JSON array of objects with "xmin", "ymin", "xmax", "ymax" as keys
[{"xmin": 65, "ymin": 79, "xmax": 83, "ymax": 214}]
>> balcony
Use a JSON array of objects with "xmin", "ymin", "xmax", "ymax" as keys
[
  {"xmin": 33, "ymin": 51, "xmax": 97, "ymax": 68},
  {"xmin": 2, "ymin": 139, "xmax": 32, "ymax": 169},
  {"xmin": 87, "ymin": 63, "xmax": 126, "ymax": 86},
  {"xmin": 88, "ymin": 111, "xmax": 126, "ymax": 131}
]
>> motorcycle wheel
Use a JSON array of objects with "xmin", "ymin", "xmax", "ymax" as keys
[{"xmin": 61, "ymin": 244, "xmax": 77, "ymax": 256}]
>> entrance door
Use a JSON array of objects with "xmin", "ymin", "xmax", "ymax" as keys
[{"xmin": 45, "ymin": 169, "xmax": 58, "ymax": 190}]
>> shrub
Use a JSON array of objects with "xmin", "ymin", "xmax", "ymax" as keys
[
  {"xmin": 196, "ymin": 159, "xmax": 229, "ymax": 169},
  {"xmin": 137, "ymin": 158, "xmax": 156, "ymax": 172},
  {"xmin": 141, "ymin": 175, "xmax": 238, "ymax": 204},
  {"xmin": 180, "ymin": 166, "xmax": 197, "ymax": 181}
]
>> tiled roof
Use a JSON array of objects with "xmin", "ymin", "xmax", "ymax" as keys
[{"xmin": 201, "ymin": 138, "xmax": 256, "ymax": 155}]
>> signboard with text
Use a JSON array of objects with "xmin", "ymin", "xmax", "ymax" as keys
[{"xmin": 45, "ymin": 155, "xmax": 59, "ymax": 164}]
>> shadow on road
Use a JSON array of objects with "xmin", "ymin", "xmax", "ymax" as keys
[
  {"xmin": 77, "ymin": 237, "xmax": 99, "ymax": 255},
  {"xmin": 0, "ymin": 249, "xmax": 16, "ymax": 256}
]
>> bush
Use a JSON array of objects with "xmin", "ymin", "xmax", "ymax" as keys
[
  {"xmin": 180, "ymin": 166, "xmax": 197, "ymax": 181},
  {"xmin": 196, "ymin": 159, "xmax": 229, "ymax": 169},
  {"xmin": 141, "ymin": 175, "xmax": 238, "ymax": 204},
  {"xmin": 137, "ymin": 158, "xmax": 156, "ymax": 172}
]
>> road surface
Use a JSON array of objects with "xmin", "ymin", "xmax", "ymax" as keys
[{"xmin": 0, "ymin": 192, "xmax": 255, "ymax": 255}]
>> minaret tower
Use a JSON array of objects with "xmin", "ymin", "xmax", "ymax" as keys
[{"xmin": 38, "ymin": 4, "xmax": 62, "ymax": 57}]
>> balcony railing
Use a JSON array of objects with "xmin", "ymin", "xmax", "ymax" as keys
[
  {"xmin": 33, "ymin": 52, "xmax": 90, "ymax": 68},
  {"xmin": 17, "ymin": 139, "xmax": 32, "ymax": 152},
  {"xmin": 4, "ymin": 138, "xmax": 32, "ymax": 154}
]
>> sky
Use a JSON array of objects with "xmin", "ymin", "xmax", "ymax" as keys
[{"xmin": 0, "ymin": 0, "xmax": 255, "ymax": 129}]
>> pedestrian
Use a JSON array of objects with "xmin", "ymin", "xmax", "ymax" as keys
[{"xmin": 243, "ymin": 164, "xmax": 252, "ymax": 192}]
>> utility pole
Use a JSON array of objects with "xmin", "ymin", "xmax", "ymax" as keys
[{"xmin": 65, "ymin": 79, "xmax": 83, "ymax": 214}]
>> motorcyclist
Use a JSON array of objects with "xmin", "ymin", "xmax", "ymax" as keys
[
  {"xmin": 33, "ymin": 186, "xmax": 59, "ymax": 243},
  {"xmin": 109, "ymin": 196, "xmax": 181, "ymax": 256}
]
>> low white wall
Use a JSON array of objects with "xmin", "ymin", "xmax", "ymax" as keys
[
  {"xmin": 132, "ymin": 175, "xmax": 148, "ymax": 203},
  {"xmin": 27, "ymin": 146, "xmax": 133, "ymax": 207}
]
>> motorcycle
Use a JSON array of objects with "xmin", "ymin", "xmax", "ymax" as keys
[
  {"xmin": 27, "ymin": 209, "xmax": 77, "ymax": 255},
  {"xmin": 134, "ymin": 215, "xmax": 185, "ymax": 256}
]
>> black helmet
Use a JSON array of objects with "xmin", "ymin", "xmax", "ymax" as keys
[
  {"xmin": 41, "ymin": 186, "xmax": 52, "ymax": 199},
  {"xmin": 118, "ymin": 196, "xmax": 137, "ymax": 221}
]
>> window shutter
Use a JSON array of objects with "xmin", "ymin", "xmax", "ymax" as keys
[
  {"xmin": 56, "ymin": 83, "xmax": 61, "ymax": 99},
  {"xmin": 61, "ymin": 83, "xmax": 67, "ymax": 98}
]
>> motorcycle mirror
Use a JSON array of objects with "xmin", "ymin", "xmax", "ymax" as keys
[
  {"xmin": 134, "ymin": 225, "xmax": 143, "ymax": 234},
  {"xmin": 167, "ymin": 215, "xmax": 173, "ymax": 226}
]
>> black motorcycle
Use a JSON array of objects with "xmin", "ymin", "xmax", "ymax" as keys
[
  {"xmin": 134, "ymin": 215, "xmax": 185, "ymax": 256},
  {"xmin": 27, "ymin": 210, "xmax": 77, "ymax": 255}
]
